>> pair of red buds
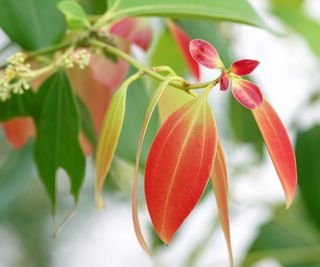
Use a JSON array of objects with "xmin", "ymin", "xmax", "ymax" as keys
[{"xmin": 190, "ymin": 39, "xmax": 262, "ymax": 110}]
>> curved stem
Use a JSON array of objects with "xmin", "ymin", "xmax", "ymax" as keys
[
  {"xmin": 0, "ymin": 40, "xmax": 74, "ymax": 70},
  {"xmin": 89, "ymin": 39, "xmax": 220, "ymax": 92},
  {"xmin": 28, "ymin": 40, "xmax": 73, "ymax": 58},
  {"xmin": 92, "ymin": 0, "xmax": 121, "ymax": 30}
]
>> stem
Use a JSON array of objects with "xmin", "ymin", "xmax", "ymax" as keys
[
  {"xmin": 28, "ymin": 40, "xmax": 74, "ymax": 58},
  {"xmin": 0, "ymin": 40, "xmax": 74, "ymax": 70},
  {"xmin": 92, "ymin": 0, "xmax": 121, "ymax": 30},
  {"xmin": 29, "ymin": 65, "xmax": 55, "ymax": 79},
  {"xmin": 151, "ymin": 66, "xmax": 177, "ymax": 75},
  {"xmin": 89, "ymin": 39, "xmax": 220, "ymax": 92}
]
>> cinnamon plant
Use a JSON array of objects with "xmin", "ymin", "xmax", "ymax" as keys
[{"xmin": 0, "ymin": 1, "xmax": 297, "ymax": 266}]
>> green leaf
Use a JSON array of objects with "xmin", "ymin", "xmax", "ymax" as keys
[
  {"xmin": 34, "ymin": 70, "xmax": 85, "ymax": 213},
  {"xmin": 241, "ymin": 204, "xmax": 320, "ymax": 267},
  {"xmin": 295, "ymin": 125, "xmax": 320, "ymax": 230},
  {"xmin": 58, "ymin": 1, "xmax": 90, "ymax": 30},
  {"xmin": 77, "ymin": 0, "xmax": 107, "ymax": 14},
  {"xmin": 116, "ymin": 77, "xmax": 159, "ymax": 168},
  {"xmin": 109, "ymin": 0, "xmax": 265, "ymax": 28},
  {"xmin": 0, "ymin": 89, "xmax": 37, "ymax": 121},
  {"xmin": 271, "ymin": 1, "xmax": 320, "ymax": 57},
  {"xmin": 0, "ymin": 142, "xmax": 34, "ymax": 214},
  {"xmin": 151, "ymin": 28, "xmax": 188, "ymax": 77},
  {"xmin": 0, "ymin": 0, "xmax": 66, "ymax": 50}
]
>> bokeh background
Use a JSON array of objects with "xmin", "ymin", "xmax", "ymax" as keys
[{"xmin": 1, "ymin": 0, "xmax": 320, "ymax": 266}]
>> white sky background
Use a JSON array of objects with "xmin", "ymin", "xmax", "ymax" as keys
[{"xmin": 1, "ymin": 0, "xmax": 320, "ymax": 267}]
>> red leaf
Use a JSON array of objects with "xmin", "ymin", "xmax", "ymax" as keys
[
  {"xmin": 2, "ymin": 118, "xmax": 35, "ymax": 148},
  {"xmin": 189, "ymin": 39, "xmax": 223, "ymax": 69},
  {"xmin": 145, "ymin": 91, "xmax": 218, "ymax": 244},
  {"xmin": 167, "ymin": 21, "xmax": 200, "ymax": 81},
  {"xmin": 252, "ymin": 99, "xmax": 297, "ymax": 208},
  {"xmin": 133, "ymin": 76, "xmax": 181, "ymax": 254},
  {"xmin": 212, "ymin": 141, "xmax": 233, "ymax": 267},
  {"xmin": 110, "ymin": 17, "xmax": 153, "ymax": 51},
  {"xmin": 220, "ymin": 72, "xmax": 230, "ymax": 91},
  {"xmin": 231, "ymin": 59, "xmax": 259, "ymax": 76},
  {"xmin": 232, "ymin": 80, "xmax": 262, "ymax": 110}
]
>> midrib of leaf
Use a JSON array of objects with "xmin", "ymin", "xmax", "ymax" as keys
[
  {"xmin": 99, "ymin": 89, "xmax": 125, "ymax": 168},
  {"xmin": 42, "ymin": 76, "xmax": 60, "ymax": 171},
  {"xmin": 55, "ymin": 75, "xmax": 63, "ymax": 169},
  {"xmin": 159, "ymin": 99, "xmax": 205, "ymax": 233},
  {"xmin": 180, "ymin": 101, "xmax": 207, "ymax": 213},
  {"xmin": 28, "ymin": 0, "xmax": 44, "ymax": 47},
  {"xmin": 149, "ymin": 102, "xmax": 194, "ymax": 198}
]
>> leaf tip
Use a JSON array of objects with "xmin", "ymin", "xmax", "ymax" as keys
[
  {"xmin": 96, "ymin": 194, "xmax": 105, "ymax": 209},
  {"xmin": 285, "ymin": 188, "xmax": 296, "ymax": 209},
  {"xmin": 159, "ymin": 233, "xmax": 173, "ymax": 246}
]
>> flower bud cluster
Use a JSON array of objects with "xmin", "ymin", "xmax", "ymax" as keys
[
  {"xmin": 63, "ymin": 48, "xmax": 91, "ymax": 69},
  {"xmin": 0, "ymin": 52, "xmax": 32, "ymax": 101}
]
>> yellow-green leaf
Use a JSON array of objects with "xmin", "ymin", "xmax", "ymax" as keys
[
  {"xmin": 95, "ymin": 73, "xmax": 141, "ymax": 208},
  {"xmin": 158, "ymin": 86, "xmax": 193, "ymax": 124}
]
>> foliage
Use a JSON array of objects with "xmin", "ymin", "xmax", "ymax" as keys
[{"xmin": 0, "ymin": 0, "xmax": 316, "ymax": 266}]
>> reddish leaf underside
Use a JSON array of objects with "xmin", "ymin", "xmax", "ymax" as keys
[
  {"xmin": 110, "ymin": 17, "xmax": 153, "ymax": 51},
  {"xmin": 232, "ymin": 79, "xmax": 263, "ymax": 110},
  {"xmin": 230, "ymin": 59, "xmax": 259, "ymax": 76},
  {"xmin": 189, "ymin": 39, "xmax": 223, "ymax": 69},
  {"xmin": 167, "ymin": 20, "xmax": 200, "ymax": 81},
  {"xmin": 69, "ymin": 52, "xmax": 129, "ymax": 135},
  {"xmin": 212, "ymin": 141, "xmax": 233, "ymax": 267},
  {"xmin": 2, "ymin": 118, "xmax": 35, "ymax": 148},
  {"xmin": 145, "ymin": 92, "xmax": 218, "ymax": 244},
  {"xmin": 252, "ymin": 99, "xmax": 297, "ymax": 208}
]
